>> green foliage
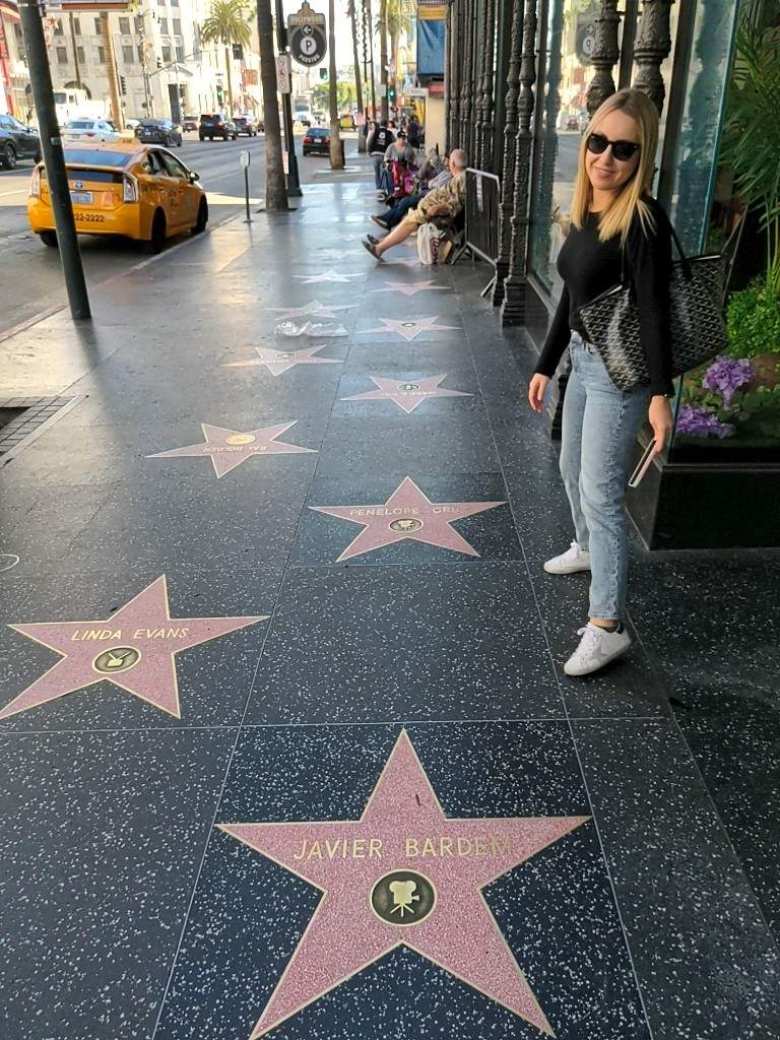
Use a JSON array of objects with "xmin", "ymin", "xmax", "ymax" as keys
[
  {"xmin": 720, "ymin": 8, "xmax": 780, "ymax": 292},
  {"xmin": 311, "ymin": 81, "xmax": 356, "ymax": 112},
  {"xmin": 201, "ymin": 0, "xmax": 253, "ymax": 48},
  {"xmin": 726, "ymin": 280, "xmax": 780, "ymax": 357}
]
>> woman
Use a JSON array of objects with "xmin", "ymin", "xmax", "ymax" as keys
[{"xmin": 527, "ymin": 88, "xmax": 674, "ymax": 678}]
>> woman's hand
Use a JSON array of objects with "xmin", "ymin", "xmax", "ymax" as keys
[
  {"xmin": 648, "ymin": 395, "xmax": 673, "ymax": 451},
  {"xmin": 528, "ymin": 374, "xmax": 550, "ymax": 413}
]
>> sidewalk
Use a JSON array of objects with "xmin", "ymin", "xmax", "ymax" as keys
[{"xmin": 1, "ymin": 175, "xmax": 778, "ymax": 1040}]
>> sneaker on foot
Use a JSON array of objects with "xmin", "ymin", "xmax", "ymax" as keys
[
  {"xmin": 544, "ymin": 541, "xmax": 591, "ymax": 574},
  {"xmin": 563, "ymin": 623, "xmax": 631, "ymax": 677}
]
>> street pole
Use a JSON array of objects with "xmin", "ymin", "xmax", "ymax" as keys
[
  {"xmin": 18, "ymin": 0, "xmax": 90, "ymax": 320},
  {"xmin": 274, "ymin": 0, "xmax": 301, "ymax": 197}
]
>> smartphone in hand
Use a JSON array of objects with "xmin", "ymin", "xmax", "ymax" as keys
[{"xmin": 628, "ymin": 440, "xmax": 657, "ymax": 489}]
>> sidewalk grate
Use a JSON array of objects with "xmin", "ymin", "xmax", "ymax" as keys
[{"xmin": 0, "ymin": 396, "xmax": 78, "ymax": 460}]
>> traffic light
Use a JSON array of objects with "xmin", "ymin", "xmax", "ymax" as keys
[
  {"xmin": 319, "ymin": 68, "xmax": 327, "ymax": 80},
  {"xmin": 232, "ymin": 43, "xmax": 243, "ymax": 60},
  {"xmin": 388, "ymin": 85, "xmax": 396, "ymax": 103},
  {"xmin": 156, "ymin": 57, "xmax": 162, "ymax": 69}
]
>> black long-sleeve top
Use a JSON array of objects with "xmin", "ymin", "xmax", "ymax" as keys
[{"xmin": 534, "ymin": 195, "xmax": 674, "ymax": 397}]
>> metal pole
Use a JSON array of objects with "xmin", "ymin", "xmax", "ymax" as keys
[
  {"xmin": 274, "ymin": 0, "xmax": 302, "ymax": 197},
  {"xmin": 244, "ymin": 165, "xmax": 251, "ymax": 222},
  {"xmin": 19, "ymin": 0, "xmax": 90, "ymax": 320}
]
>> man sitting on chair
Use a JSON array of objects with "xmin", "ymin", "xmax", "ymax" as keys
[{"xmin": 362, "ymin": 149, "xmax": 468, "ymax": 261}]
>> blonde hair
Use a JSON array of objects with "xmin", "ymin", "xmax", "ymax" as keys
[{"xmin": 570, "ymin": 88, "xmax": 659, "ymax": 245}]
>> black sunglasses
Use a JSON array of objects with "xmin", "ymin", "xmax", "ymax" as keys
[{"xmin": 586, "ymin": 132, "xmax": 641, "ymax": 163}]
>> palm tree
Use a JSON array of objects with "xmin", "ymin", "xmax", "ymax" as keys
[
  {"xmin": 347, "ymin": 0, "xmax": 364, "ymax": 121},
  {"xmin": 255, "ymin": 0, "xmax": 287, "ymax": 210},
  {"xmin": 385, "ymin": 0, "xmax": 412, "ymax": 109},
  {"xmin": 378, "ymin": 0, "xmax": 389, "ymax": 122},
  {"xmin": 200, "ymin": 0, "xmax": 252, "ymax": 117},
  {"xmin": 328, "ymin": 0, "xmax": 344, "ymax": 169}
]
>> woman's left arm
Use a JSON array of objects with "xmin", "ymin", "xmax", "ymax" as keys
[{"xmin": 629, "ymin": 206, "xmax": 674, "ymax": 450}]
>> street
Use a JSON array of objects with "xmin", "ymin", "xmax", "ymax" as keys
[{"xmin": 0, "ymin": 131, "xmax": 358, "ymax": 337}]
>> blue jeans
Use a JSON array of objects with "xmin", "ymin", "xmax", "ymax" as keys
[
  {"xmin": 372, "ymin": 155, "xmax": 385, "ymax": 188},
  {"xmin": 559, "ymin": 331, "xmax": 650, "ymax": 621},
  {"xmin": 384, "ymin": 193, "xmax": 422, "ymax": 227}
]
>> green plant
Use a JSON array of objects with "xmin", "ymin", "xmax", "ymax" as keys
[
  {"xmin": 719, "ymin": 6, "xmax": 780, "ymax": 295},
  {"xmin": 726, "ymin": 280, "xmax": 780, "ymax": 357}
]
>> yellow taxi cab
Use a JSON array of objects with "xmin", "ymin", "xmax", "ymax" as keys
[{"xmin": 28, "ymin": 141, "xmax": 208, "ymax": 253}]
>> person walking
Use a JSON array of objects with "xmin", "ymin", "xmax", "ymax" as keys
[
  {"xmin": 368, "ymin": 119, "xmax": 395, "ymax": 194},
  {"xmin": 527, "ymin": 88, "xmax": 674, "ymax": 678}
]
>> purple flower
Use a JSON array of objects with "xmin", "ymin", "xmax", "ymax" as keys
[
  {"xmin": 676, "ymin": 404, "xmax": 735, "ymax": 439},
  {"xmin": 702, "ymin": 356, "xmax": 753, "ymax": 407}
]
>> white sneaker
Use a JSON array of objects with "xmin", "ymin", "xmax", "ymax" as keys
[
  {"xmin": 544, "ymin": 541, "xmax": 591, "ymax": 575},
  {"xmin": 563, "ymin": 623, "xmax": 632, "ymax": 677}
]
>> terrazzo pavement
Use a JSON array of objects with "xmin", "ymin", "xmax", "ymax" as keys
[{"xmin": 0, "ymin": 174, "xmax": 778, "ymax": 1040}]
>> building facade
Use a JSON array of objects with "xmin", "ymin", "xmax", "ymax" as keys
[
  {"xmin": 444, "ymin": 0, "xmax": 780, "ymax": 549},
  {"xmin": 0, "ymin": 0, "xmax": 262, "ymax": 124}
]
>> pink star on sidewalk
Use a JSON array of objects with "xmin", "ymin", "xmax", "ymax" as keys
[
  {"xmin": 0, "ymin": 576, "xmax": 265, "ymax": 720},
  {"xmin": 369, "ymin": 280, "xmax": 452, "ymax": 297},
  {"xmin": 148, "ymin": 422, "xmax": 315, "ymax": 479},
  {"xmin": 360, "ymin": 316, "xmax": 461, "ymax": 341},
  {"xmin": 225, "ymin": 345, "xmax": 343, "ymax": 377},
  {"xmin": 220, "ymin": 730, "xmax": 589, "ymax": 1038},
  {"xmin": 310, "ymin": 476, "xmax": 505, "ymax": 561},
  {"xmin": 341, "ymin": 374, "xmax": 472, "ymax": 414}
]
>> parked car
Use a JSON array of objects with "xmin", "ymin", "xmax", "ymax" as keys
[
  {"xmin": 0, "ymin": 113, "xmax": 41, "ymax": 169},
  {"xmin": 28, "ymin": 141, "xmax": 208, "ymax": 254},
  {"xmin": 302, "ymin": 127, "xmax": 330, "ymax": 155},
  {"xmin": 199, "ymin": 114, "xmax": 238, "ymax": 141},
  {"xmin": 136, "ymin": 118, "xmax": 183, "ymax": 147},
  {"xmin": 182, "ymin": 114, "xmax": 199, "ymax": 132},
  {"xmin": 63, "ymin": 118, "xmax": 120, "ymax": 143},
  {"xmin": 565, "ymin": 115, "xmax": 579, "ymax": 131},
  {"xmin": 233, "ymin": 116, "xmax": 258, "ymax": 137}
]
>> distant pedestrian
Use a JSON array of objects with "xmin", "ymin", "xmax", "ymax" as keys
[
  {"xmin": 368, "ymin": 119, "xmax": 395, "ymax": 193},
  {"xmin": 527, "ymin": 88, "xmax": 674, "ymax": 677}
]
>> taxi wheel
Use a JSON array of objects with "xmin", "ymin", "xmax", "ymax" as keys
[
  {"xmin": 192, "ymin": 198, "xmax": 208, "ymax": 235},
  {"xmin": 39, "ymin": 230, "xmax": 57, "ymax": 248},
  {"xmin": 146, "ymin": 210, "xmax": 166, "ymax": 254}
]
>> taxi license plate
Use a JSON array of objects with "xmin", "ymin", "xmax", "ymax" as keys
[{"xmin": 70, "ymin": 191, "xmax": 93, "ymax": 205}]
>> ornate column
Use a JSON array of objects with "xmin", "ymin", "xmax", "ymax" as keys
[
  {"xmin": 500, "ymin": 0, "xmax": 538, "ymax": 324},
  {"xmin": 447, "ymin": 0, "xmax": 460, "ymax": 148},
  {"xmin": 474, "ymin": 0, "xmax": 488, "ymax": 166},
  {"xmin": 586, "ymin": 0, "xmax": 621, "ymax": 114},
  {"xmin": 632, "ymin": 0, "xmax": 674, "ymax": 113},
  {"xmin": 480, "ymin": 0, "xmax": 497, "ymax": 169},
  {"xmin": 491, "ymin": 0, "xmax": 524, "ymax": 305},
  {"xmin": 459, "ymin": 0, "xmax": 472, "ymax": 150}
]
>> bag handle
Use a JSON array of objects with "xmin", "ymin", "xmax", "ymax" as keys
[{"xmin": 620, "ymin": 210, "xmax": 693, "ymax": 286}]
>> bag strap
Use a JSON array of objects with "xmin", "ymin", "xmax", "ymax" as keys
[{"xmin": 620, "ymin": 208, "xmax": 693, "ymax": 286}]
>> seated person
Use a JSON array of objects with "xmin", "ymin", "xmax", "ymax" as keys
[
  {"xmin": 384, "ymin": 130, "xmax": 417, "ymax": 168},
  {"xmin": 372, "ymin": 152, "xmax": 454, "ymax": 230},
  {"xmin": 388, "ymin": 158, "xmax": 416, "ymax": 200},
  {"xmin": 362, "ymin": 149, "xmax": 467, "ymax": 260}
]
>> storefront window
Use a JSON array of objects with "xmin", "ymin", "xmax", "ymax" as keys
[
  {"xmin": 667, "ymin": 2, "xmax": 779, "ymax": 461},
  {"xmin": 528, "ymin": 0, "xmax": 602, "ymax": 297}
]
